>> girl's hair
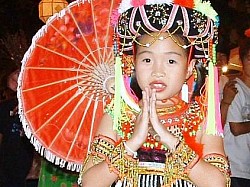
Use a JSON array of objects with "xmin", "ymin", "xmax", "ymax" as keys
[
  {"xmin": 130, "ymin": 74, "xmax": 142, "ymax": 100},
  {"xmin": 191, "ymin": 60, "xmax": 207, "ymax": 100}
]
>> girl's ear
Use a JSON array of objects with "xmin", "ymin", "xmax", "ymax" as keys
[{"xmin": 186, "ymin": 59, "xmax": 196, "ymax": 79}]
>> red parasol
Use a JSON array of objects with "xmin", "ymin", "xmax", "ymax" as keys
[{"xmin": 17, "ymin": 0, "xmax": 120, "ymax": 172}]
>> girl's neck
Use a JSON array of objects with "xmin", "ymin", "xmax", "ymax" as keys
[{"xmin": 155, "ymin": 96, "xmax": 182, "ymax": 108}]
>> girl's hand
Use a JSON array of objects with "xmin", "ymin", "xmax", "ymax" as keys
[
  {"xmin": 149, "ymin": 89, "xmax": 178, "ymax": 150},
  {"xmin": 126, "ymin": 88, "xmax": 150, "ymax": 152}
]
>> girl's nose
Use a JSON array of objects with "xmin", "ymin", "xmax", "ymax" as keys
[
  {"xmin": 151, "ymin": 71, "xmax": 166, "ymax": 77},
  {"xmin": 151, "ymin": 63, "xmax": 166, "ymax": 77}
]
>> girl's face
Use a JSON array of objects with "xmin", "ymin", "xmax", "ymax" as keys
[
  {"xmin": 7, "ymin": 69, "xmax": 20, "ymax": 92},
  {"xmin": 135, "ymin": 33, "xmax": 192, "ymax": 103}
]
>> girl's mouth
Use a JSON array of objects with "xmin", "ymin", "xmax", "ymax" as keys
[{"xmin": 149, "ymin": 81, "xmax": 166, "ymax": 92}]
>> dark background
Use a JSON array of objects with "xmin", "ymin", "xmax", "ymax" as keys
[{"xmin": 0, "ymin": 0, "xmax": 249, "ymax": 71}]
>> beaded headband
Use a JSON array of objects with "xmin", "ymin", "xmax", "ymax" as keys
[{"xmin": 115, "ymin": 0, "xmax": 219, "ymax": 60}]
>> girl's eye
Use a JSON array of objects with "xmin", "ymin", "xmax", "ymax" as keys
[
  {"xmin": 142, "ymin": 58, "xmax": 151, "ymax": 63},
  {"xmin": 168, "ymin": 59, "xmax": 176, "ymax": 64}
]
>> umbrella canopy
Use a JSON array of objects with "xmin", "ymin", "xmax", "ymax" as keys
[{"xmin": 17, "ymin": 0, "xmax": 119, "ymax": 172}]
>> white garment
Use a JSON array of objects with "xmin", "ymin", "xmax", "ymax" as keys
[{"xmin": 223, "ymin": 78, "xmax": 250, "ymax": 179}]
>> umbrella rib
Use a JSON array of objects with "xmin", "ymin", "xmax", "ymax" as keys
[
  {"xmin": 68, "ymin": 9, "xmax": 99, "ymax": 64},
  {"xmin": 76, "ymin": 87, "xmax": 109, "ymax": 97},
  {"xmin": 77, "ymin": 79, "xmax": 109, "ymax": 92},
  {"xmin": 35, "ymin": 89, "xmax": 87, "ymax": 134},
  {"xmin": 36, "ymin": 44, "xmax": 99, "ymax": 71},
  {"xmin": 108, "ymin": 50, "xmax": 115, "ymax": 66},
  {"xmin": 36, "ymin": 44, "xmax": 82, "ymax": 66},
  {"xmin": 50, "ymin": 24, "xmax": 96, "ymax": 66},
  {"xmin": 102, "ymin": 0, "xmax": 114, "ymax": 61},
  {"xmin": 25, "ymin": 83, "xmax": 79, "ymax": 115},
  {"xmin": 48, "ymin": 91, "xmax": 90, "ymax": 149},
  {"xmin": 66, "ymin": 94, "xmax": 94, "ymax": 160},
  {"xmin": 90, "ymin": 0, "xmax": 102, "ymax": 63},
  {"xmin": 25, "ymin": 66, "xmax": 80, "ymax": 71},
  {"xmin": 22, "ymin": 76, "xmax": 77, "ymax": 92},
  {"xmin": 87, "ymin": 97, "xmax": 98, "ymax": 152}
]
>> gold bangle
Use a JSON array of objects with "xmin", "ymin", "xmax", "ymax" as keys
[
  {"xmin": 164, "ymin": 141, "xmax": 199, "ymax": 185},
  {"xmin": 107, "ymin": 141, "xmax": 138, "ymax": 181},
  {"xmin": 203, "ymin": 153, "xmax": 231, "ymax": 187}
]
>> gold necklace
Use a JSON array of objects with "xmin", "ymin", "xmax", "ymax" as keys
[{"xmin": 156, "ymin": 100, "xmax": 187, "ymax": 116}]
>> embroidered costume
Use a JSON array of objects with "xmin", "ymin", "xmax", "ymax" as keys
[
  {"xmin": 79, "ymin": 0, "xmax": 231, "ymax": 186},
  {"xmin": 79, "ymin": 99, "xmax": 230, "ymax": 187}
]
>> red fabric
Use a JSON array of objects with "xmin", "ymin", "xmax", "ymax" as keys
[
  {"xmin": 174, "ymin": 0, "xmax": 194, "ymax": 9},
  {"xmin": 19, "ymin": 0, "xmax": 120, "ymax": 165},
  {"xmin": 131, "ymin": 0, "xmax": 146, "ymax": 7}
]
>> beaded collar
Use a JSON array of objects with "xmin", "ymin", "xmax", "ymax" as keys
[{"xmin": 105, "ymin": 99, "xmax": 204, "ymax": 152}]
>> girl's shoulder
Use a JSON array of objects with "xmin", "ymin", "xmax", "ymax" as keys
[{"xmin": 95, "ymin": 112, "xmax": 117, "ymax": 141}]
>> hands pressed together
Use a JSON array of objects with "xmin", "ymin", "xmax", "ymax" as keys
[{"xmin": 125, "ymin": 87, "xmax": 178, "ymax": 155}]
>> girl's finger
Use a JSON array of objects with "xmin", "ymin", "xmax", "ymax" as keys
[
  {"xmin": 142, "ymin": 90, "xmax": 148, "ymax": 116},
  {"xmin": 150, "ymin": 89, "xmax": 157, "ymax": 118},
  {"xmin": 145, "ymin": 87, "xmax": 150, "ymax": 105}
]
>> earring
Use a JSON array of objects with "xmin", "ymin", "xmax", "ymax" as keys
[{"xmin": 182, "ymin": 81, "xmax": 188, "ymax": 103}]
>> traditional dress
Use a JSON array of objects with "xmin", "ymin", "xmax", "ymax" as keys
[
  {"xmin": 80, "ymin": 99, "xmax": 230, "ymax": 186},
  {"xmin": 79, "ymin": 0, "xmax": 231, "ymax": 186}
]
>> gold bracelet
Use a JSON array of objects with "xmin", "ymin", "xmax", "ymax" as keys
[
  {"xmin": 78, "ymin": 136, "xmax": 116, "ymax": 187},
  {"xmin": 107, "ymin": 141, "xmax": 139, "ymax": 183},
  {"xmin": 203, "ymin": 153, "xmax": 231, "ymax": 187},
  {"xmin": 90, "ymin": 135, "xmax": 116, "ymax": 163},
  {"xmin": 82, "ymin": 136, "xmax": 139, "ymax": 185},
  {"xmin": 164, "ymin": 141, "xmax": 199, "ymax": 185}
]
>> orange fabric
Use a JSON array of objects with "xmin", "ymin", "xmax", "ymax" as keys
[{"xmin": 19, "ymin": 0, "xmax": 120, "ymax": 165}]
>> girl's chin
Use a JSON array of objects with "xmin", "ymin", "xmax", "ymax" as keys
[
  {"xmin": 155, "ymin": 92, "xmax": 169, "ymax": 100},
  {"xmin": 155, "ymin": 94, "xmax": 180, "ymax": 104}
]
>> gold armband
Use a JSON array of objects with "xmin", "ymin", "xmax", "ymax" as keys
[
  {"xmin": 78, "ymin": 135, "xmax": 116, "ymax": 186},
  {"xmin": 107, "ymin": 141, "xmax": 139, "ymax": 184},
  {"xmin": 165, "ymin": 141, "xmax": 199, "ymax": 185},
  {"xmin": 203, "ymin": 153, "xmax": 231, "ymax": 187},
  {"xmin": 91, "ymin": 135, "xmax": 116, "ymax": 164},
  {"xmin": 82, "ymin": 136, "xmax": 139, "ymax": 184}
]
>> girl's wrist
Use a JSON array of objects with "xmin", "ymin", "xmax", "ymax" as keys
[
  {"xmin": 160, "ymin": 133, "xmax": 179, "ymax": 151},
  {"xmin": 126, "ymin": 137, "xmax": 141, "ymax": 153},
  {"xmin": 123, "ymin": 141, "xmax": 138, "ymax": 158}
]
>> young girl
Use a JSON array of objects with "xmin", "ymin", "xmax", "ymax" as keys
[{"xmin": 79, "ymin": 0, "xmax": 230, "ymax": 186}]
